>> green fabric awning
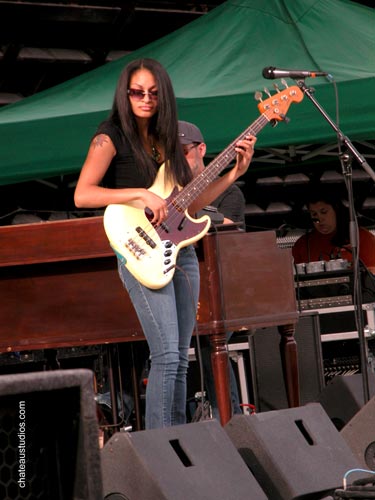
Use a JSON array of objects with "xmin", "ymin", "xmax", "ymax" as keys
[{"xmin": 0, "ymin": 0, "xmax": 374, "ymax": 185}]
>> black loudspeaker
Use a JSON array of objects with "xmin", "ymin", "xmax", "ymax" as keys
[
  {"xmin": 341, "ymin": 395, "xmax": 375, "ymax": 470},
  {"xmin": 101, "ymin": 419, "xmax": 267, "ymax": 500},
  {"xmin": 317, "ymin": 372, "xmax": 375, "ymax": 430},
  {"xmin": 225, "ymin": 403, "xmax": 362, "ymax": 500},
  {"xmin": 249, "ymin": 312, "xmax": 324, "ymax": 412},
  {"xmin": 0, "ymin": 369, "xmax": 103, "ymax": 500}
]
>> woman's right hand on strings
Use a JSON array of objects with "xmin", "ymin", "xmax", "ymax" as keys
[{"xmin": 141, "ymin": 190, "xmax": 169, "ymax": 225}]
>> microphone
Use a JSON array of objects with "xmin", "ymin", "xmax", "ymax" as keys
[
  {"xmin": 262, "ymin": 66, "xmax": 328, "ymax": 80},
  {"xmin": 311, "ymin": 217, "xmax": 320, "ymax": 224}
]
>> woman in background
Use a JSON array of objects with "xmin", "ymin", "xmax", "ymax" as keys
[{"xmin": 292, "ymin": 189, "xmax": 375, "ymax": 273}]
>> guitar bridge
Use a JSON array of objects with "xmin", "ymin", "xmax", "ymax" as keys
[{"xmin": 125, "ymin": 238, "xmax": 146, "ymax": 259}]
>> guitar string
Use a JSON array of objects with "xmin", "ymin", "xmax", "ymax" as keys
[
  {"xmin": 168, "ymin": 87, "xmax": 302, "ymax": 218},
  {"xmin": 126, "ymin": 114, "xmax": 271, "ymax": 257},
  {"xmin": 124, "ymin": 114, "xmax": 271, "ymax": 260},
  {"xmin": 124, "ymin": 90, "xmax": 299, "ymax": 263}
]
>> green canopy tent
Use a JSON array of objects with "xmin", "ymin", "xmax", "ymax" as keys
[{"xmin": 0, "ymin": 0, "xmax": 374, "ymax": 186}]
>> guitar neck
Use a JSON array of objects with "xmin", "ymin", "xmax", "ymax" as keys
[{"xmin": 175, "ymin": 113, "xmax": 269, "ymax": 211}]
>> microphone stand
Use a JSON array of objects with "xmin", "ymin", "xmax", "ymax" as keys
[
  {"xmin": 295, "ymin": 78, "xmax": 374, "ymax": 404},
  {"xmin": 341, "ymin": 152, "xmax": 369, "ymax": 403}
]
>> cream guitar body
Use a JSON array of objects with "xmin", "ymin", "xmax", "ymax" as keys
[{"xmin": 103, "ymin": 163, "xmax": 211, "ymax": 289}]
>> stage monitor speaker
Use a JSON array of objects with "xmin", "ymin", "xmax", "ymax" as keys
[
  {"xmin": 317, "ymin": 372, "xmax": 375, "ymax": 430},
  {"xmin": 249, "ymin": 312, "xmax": 324, "ymax": 412},
  {"xmin": 101, "ymin": 419, "xmax": 267, "ymax": 500},
  {"xmin": 341, "ymin": 395, "xmax": 375, "ymax": 470},
  {"xmin": 225, "ymin": 403, "xmax": 362, "ymax": 500},
  {"xmin": 0, "ymin": 369, "xmax": 103, "ymax": 500}
]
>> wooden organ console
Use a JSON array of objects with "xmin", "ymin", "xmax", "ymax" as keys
[{"xmin": 0, "ymin": 217, "xmax": 299, "ymax": 425}]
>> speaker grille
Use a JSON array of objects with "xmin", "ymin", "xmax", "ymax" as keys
[
  {"xmin": 0, "ymin": 390, "xmax": 80, "ymax": 499},
  {"xmin": 0, "ymin": 369, "xmax": 102, "ymax": 500}
]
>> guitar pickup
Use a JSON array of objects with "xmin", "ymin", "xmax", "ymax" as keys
[
  {"xmin": 178, "ymin": 216, "xmax": 187, "ymax": 231},
  {"xmin": 160, "ymin": 222, "xmax": 170, "ymax": 233},
  {"xmin": 136, "ymin": 227, "xmax": 156, "ymax": 248}
]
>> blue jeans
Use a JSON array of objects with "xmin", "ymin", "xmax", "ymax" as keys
[{"xmin": 118, "ymin": 245, "xmax": 200, "ymax": 429}]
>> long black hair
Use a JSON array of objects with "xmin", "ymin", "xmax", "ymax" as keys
[{"xmin": 109, "ymin": 58, "xmax": 192, "ymax": 188}]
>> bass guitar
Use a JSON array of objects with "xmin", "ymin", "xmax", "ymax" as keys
[{"xmin": 103, "ymin": 85, "xmax": 304, "ymax": 289}]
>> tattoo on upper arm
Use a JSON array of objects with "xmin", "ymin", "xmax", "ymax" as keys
[{"xmin": 93, "ymin": 134, "xmax": 109, "ymax": 148}]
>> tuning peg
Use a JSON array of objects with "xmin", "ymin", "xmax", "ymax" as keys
[
  {"xmin": 273, "ymin": 83, "xmax": 280, "ymax": 92},
  {"xmin": 281, "ymin": 78, "xmax": 288, "ymax": 88},
  {"xmin": 280, "ymin": 114, "xmax": 290, "ymax": 124},
  {"xmin": 264, "ymin": 87, "xmax": 271, "ymax": 98},
  {"xmin": 254, "ymin": 91, "xmax": 263, "ymax": 102}
]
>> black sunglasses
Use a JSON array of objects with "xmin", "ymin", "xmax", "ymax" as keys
[{"xmin": 127, "ymin": 89, "xmax": 158, "ymax": 101}]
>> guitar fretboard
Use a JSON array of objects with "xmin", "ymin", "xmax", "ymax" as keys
[{"xmin": 176, "ymin": 114, "xmax": 269, "ymax": 211}]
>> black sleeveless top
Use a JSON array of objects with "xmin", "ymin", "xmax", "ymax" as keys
[{"xmin": 96, "ymin": 119, "xmax": 159, "ymax": 189}]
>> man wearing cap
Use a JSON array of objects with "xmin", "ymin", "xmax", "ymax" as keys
[
  {"xmin": 178, "ymin": 120, "xmax": 245, "ymax": 419},
  {"xmin": 178, "ymin": 120, "xmax": 246, "ymax": 228}
]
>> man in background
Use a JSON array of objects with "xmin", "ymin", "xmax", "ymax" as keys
[
  {"xmin": 179, "ymin": 120, "xmax": 245, "ymax": 229},
  {"xmin": 178, "ymin": 120, "xmax": 246, "ymax": 419}
]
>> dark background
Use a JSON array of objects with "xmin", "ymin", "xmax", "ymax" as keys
[
  {"xmin": 0, "ymin": 1, "xmax": 227, "ymax": 106},
  {"xmin": 0, "ymin": 0, "xmax": 372, "ymax": 106}
]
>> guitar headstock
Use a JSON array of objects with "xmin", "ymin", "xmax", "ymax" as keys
[{"xmin": 256, "ymin": 83, "xmax": 304, "ymax": 123}]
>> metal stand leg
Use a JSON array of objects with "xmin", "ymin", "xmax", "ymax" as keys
[{"xmin": 106, "ymin": 344, "xmax": 120, "ymax": 431}]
